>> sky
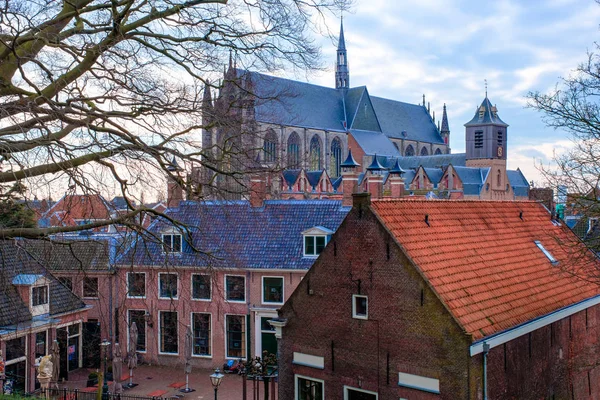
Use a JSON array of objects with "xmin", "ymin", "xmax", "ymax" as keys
[{"xmin": 293, "ymin": 0, "xmax": 600, "ymax": 186}]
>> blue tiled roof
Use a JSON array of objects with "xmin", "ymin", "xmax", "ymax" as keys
[
  {"xmin": 331, "ymin": 176, "xmax": 343, "ymax": 191},
  {"xmin": 423, "ymin": 168, "xmax": 443, "ymax": 185},
  {"xmin": 306, "ymin": 171, "xmax": 323, "ymax": 189},
  {"xmin": 118, "ymin": 200, "xmax": 350, "ymax": 270},
  {"xmin": 394, "ymin": 153, "xmax": 466, "ymax": 170},
  {"xmin": 465, "ymin": 97, "xmax": 508, "ymax": 127},
  {"xmin": 350, "ymin": 130, "xmax": 401, "ymax": 157},
  {"xmin": 507, "ymin": 169, "xmax": 530, "ymax": 197},
  {"xmin": 403, "ymin": 170, "xmax": 416, "ymax": 189},
  {"xmin": 12, "ymin": 274, "xmax": 44, "ymax": 285},
  {"xmin": 454, "ymin": 166, "xmax": 490, "ymax": 196},
  {"xmin": 282, "ymin": 169, "xmax": 302, "ymax": 189}
]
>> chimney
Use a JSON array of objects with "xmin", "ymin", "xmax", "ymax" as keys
[
  {"xmin": 366, "ymin": 154, "xmax": 385, "ymax": 200},
  {"xmin": 166, "ymin": 157, "xmax": 184, "ymax": 208},
  {"xmin": 340, "ymin": 149, "xmax": 361, "ymax": 207},
  {"xmin": 250, "ymin": 172, "xmax": 267, "ymax": 208},
  {"xmin": 388, "ymin": 159, "xmax": 405, "ymax": 198}
]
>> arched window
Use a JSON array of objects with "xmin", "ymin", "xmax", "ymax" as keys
[
  {"xmin": 310, "ymin": 135, "xmax": 322, "ymax": 170},
  {"xmin": 405, "ymin": 145, "xmax": 415, "ymax": 157},
  {"xmin": 434, "ymin": 148, "xmax": 442, "ymax": 155},
  {"xmin": 420, "ymin": 147, "xmax": 429, "ymax": 156},
  {"xmin": 330, "ymin": 138, "xmax": 342, "ymax": 177},
  {"xmin": 287, "ymin": 132, "xmax": 300, "ymax": 168},
  {"xmin": 263, "ymin": 129, "xmax": 277, "ymax": 163}
]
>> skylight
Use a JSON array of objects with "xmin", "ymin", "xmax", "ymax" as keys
[{"xmin": 534, "ymin": 241, "xmax": 558, "ymax": 265}]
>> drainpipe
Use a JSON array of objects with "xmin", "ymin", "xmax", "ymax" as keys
[{"xmin": 483, "ymin": 342, "xmax": 490, "ymax": 400}]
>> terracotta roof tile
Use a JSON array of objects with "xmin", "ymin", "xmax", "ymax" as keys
[{"xmin": 371, "ymin": 199, "xmax": 600, "ymax": 341}]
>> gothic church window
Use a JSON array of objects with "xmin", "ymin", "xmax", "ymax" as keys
[
  {"xmin": 435, "ymin": 148, "xmax": 442, "ymax": 155},
  {"xmin": 263, "ymin": 129, "xmax": 277, "ymax": 163},
  {"xmin": 330, "ymin": 138, "xmax": 342, "ymax": 178},
  {"xmin": 309, "ymin": 135, "xmax": 322, "ymax": 170},
  {"xmin": 405, "ymin": 145, "xmax": 415, "ymax": 157},
  {"xmin": 287, "ymin": 132, "xmax": 300, "ymax": 168},
  {"xmin": 420, "ymin": 147, "xmax": 429, "ymax": 156}
]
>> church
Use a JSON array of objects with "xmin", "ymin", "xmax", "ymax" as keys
[{"xmin": 194, "ymin": 21, "xmax": 529, "ymax": 201}]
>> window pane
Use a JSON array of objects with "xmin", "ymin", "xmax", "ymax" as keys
[
  {"xmin": 128, "ymin": 310, "xmax": 146, "ymax": 351},
  {"xmin": 263, "ymin": 277, "xmax": 283, "ymax": 303},
  {"xmin": 35, "ymin": 331, "xmax": 47, "ymax": 358},
  {"xmin": 315, "ymin": 236, "xmax": 326, "ymax": 254},
  {"xmin": 192, "ymin": 313, "xmax": 211, "ymax": 356},
  {"xmin": 355, "ymin": 296, "xmax": 367, "ymax": 317},
  {"xmin": 160, "ymin": 274, "xmax": 178, "ymax": 298},
  {"xmin": 172, "ymin": 235, "xmax": 182, "ymax": 252},
  {"xmin": 128, "ymin": 273, "xmax": 145, "ymax": 297},
  {"xmin": 297, "ymin": 377, "xmax": 323, "ymax": 400},
  {"xmin": 32, "ymin": 286, "xmax": 48, "ymax": 306},
  {"xmin": 192, "ymin": 275, "xmax": 211, "ymax": 300},
  {"xmin": 261, "ymin": 317, "xmax": 275, "ymax": 332},
  {"xmin": 226, "ymin": 315, "xmax": 245, "ymax": 358},
  {"xmin": 83, "ymin": 277, "xmax": 98, "ymax": 297},
  {"xmin": 5, "ymin": 337, "xmax": 25, "ymax": 361},
  {"xmin": 305, "ymin": 236, "xmax": 315, "ymax": 255},
  {"xmin": 226, "ymin": 276, "xmax": 245, "ymax": 301},
  {"xmin": 160, "ymin": 312, "xmax": 178, "ymax": 353}
]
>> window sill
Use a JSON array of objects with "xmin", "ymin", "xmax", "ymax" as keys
[
  {"xmin": 225, "ymin": 299, "xmax": 246, "ymax": 304},
  {"xmin": 191, "ymin": 298, "xmax": 212, "ymax": 302},
  {"xmin": 158, "ymin": 297, "xmax": 179, "ymax": 300},
  {"xmin": 83, "ymin": 296, "xmax": 99, "ymax": 300},
  {"xmin": 127, "ymin": 296, "xmax": 146, "ymax": 299},
  {"xmin": 158, "ymin": 352, "xmax": 179, "ymax": 356},
  {"xmin": 262, "ymin": 301, "xmax": 284, "ymax": 306},
  {"xmin": 192, "ymin": 354, "xmax": 212, "ymax": 359},
  {"xmin": 352, "ymin": 315, "xmax": 368, "ymax": 320}
]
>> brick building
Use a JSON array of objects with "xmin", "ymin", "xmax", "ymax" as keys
[{"xmin": 276, "ymin": 195, "xmax": 600, "ymax": 399}]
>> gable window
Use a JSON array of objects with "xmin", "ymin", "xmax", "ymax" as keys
[
  {"xmin": 225, "ymin": 315, "xmax": 246, "ymax": 359},
  {"xmin": 352, "ymin": 295, "xmax": 368, "ymax": 320},
  {"xmin": 159, "ymin": 273, "xmax": 178, "ymax": 299},
  {"xmin": 191, "ymin": 274, "xmax": 211, "ymax": 300},
  {"xmin": 59, "ymin": 277, "xmax": 72, "ymax": 291},
  {"xmin": 159, "ymin": 311, "xmax": 178, "ymax": 354},
  {"xmin": 83, "ymin": 277, "xmax": 99, "ymax": 298},
  {"xmin": 474, "ymin": 131, "xmax": 483, "ymax": 148},
  {"xmin": 162, "ymin": 233, "xmax": 182, "ymax": 253},
  {"xmin": 128, "ymin": 310, "xmax": 147, "ymax": 352},
  {"xmin": 263, "ymin": 277, "xmax": 284, "ymax": 304},
  {"xmin": 304, "ymin": 235, "xmax": 327, "ymax": 257},
  {"xmin": 296, "ymin": 375, "xmax": 324, "ymax": 400},
  {"xmin": 127, "ymin": 272, "xmax": 146, "ymax": 298},
  {"xmin": 192, "ymin": 313, "xmax": 211, "ymax": 357},
  {"xmin": 32, "ymin": 285, "xmax": 48, "ymax": 307},
  {"xmin": 225, "ymin": 275, "xmax": 245, "ymax": 302}
]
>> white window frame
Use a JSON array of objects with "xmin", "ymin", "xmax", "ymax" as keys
[
  {"xmin": 224, "ymin": 274, "xmax": 246, "ymax": 303},
  {"xmin": 158, "ymin": 310, "xmax": 179, "ymax": 355},
  {"xmin": 261, "ymin": 276, "xmax": 284, "ymax": 305},
  {"xmin": 352, "ymin": 294, "xmax": 368, "ymax": 320},
  {"xmin": 82, "ymin": 276, "xmax": 99, "ymax": 299},
  {"xmin": 303, "ymin": 235, "xmax": 329, "ymax": 257},
  {"xmin": 127, "ymin": 309, "xmax": 147, "ymax": 353},
  {"xmin": 126, "ymin": 272, "xmax": 146, "ymax": 299},
  {"xmin": 31, "ymin": 284, "xmax": 49, "ymax": 315},
  {"xmin": 161, "ymin": 233, "xmax": 182, "ymax": 253},
  {"xmin": 191, "ymin": 312, "xmax": 212, "ymax": 358},
  {"xmin": 295, "ymin": 374, "xmax": 324, "ymax": 400},
  {"xmin": 224, "ymin": 314, "xmax": 247, "ymax": 360},
  {"xmin": 344, "ymin": 386, "xmax": 378, "ymax": 400},
  {"xmin": 158, "ymin": 272, "xmax": 179, "ymax": 300},
  {"xmin": 191, "ymin": 273, "xmax": 212, "ymax": 302}
]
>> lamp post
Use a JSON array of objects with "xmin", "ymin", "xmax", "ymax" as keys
[
  {"xmin": 209, "ymin": 368, "xmax": 224, "ymax": 400},
  {"xmin": 100, "ymin": 340, "xmax": 111, "ymax": 400}
]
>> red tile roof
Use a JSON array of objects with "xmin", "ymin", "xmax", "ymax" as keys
[
  {"xmin": 371, "ymin": 199, "xmax": 600, "ymax": 341},
  {"xmin": 44, "ymin": 194, "xmax": 112, "ymax": 226}
]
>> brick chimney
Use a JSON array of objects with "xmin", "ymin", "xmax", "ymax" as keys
[
  {"xmin": 389, "ymin": 159, "xmax": 406, "ymax": 198},
  {"xmin": 250, "ymin": 172, "xmax": 267, "ymax": 208},
  {"xmin": 366, "ymin": 154, "xmax": 385, "ymax": 200},
  {"xmin": 166, "ymin": 157, "xmax": 184, "ymax": 208},
  {"xmin": 340, "ymin": 149, "xmax": 361, "ymax": 207}
]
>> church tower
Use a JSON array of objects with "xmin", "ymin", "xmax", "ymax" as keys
[{"xmin": 335, "ymin": 20, "xmax": 349, "ymax": 90}]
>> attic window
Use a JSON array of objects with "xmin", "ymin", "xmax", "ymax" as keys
[
  {"xmin": 534, "ymin": 241, "xmax": 558, "ymax": 265},
  {"xmin": 162, "ymin": 233, "xmax": 182, "ymax": 253},
  {"xmin": 302, "ymin": 226, "xmax": 334, "ymax": 257},
  {"xmin": 32, "ymin": 285, "xmax": 48, "ymax": 307}
]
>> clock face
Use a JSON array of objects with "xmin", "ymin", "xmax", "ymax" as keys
[{"xmin": 497, "ymin": 146, "xmax": 503, "ymax": 157}]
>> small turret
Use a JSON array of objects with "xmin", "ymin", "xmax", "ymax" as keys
[
  {"xmin": 441, "ymin": 103, "xmax": 450, "ymax": 147},
  {"xmin": 335, "ymin": 20, "xmax": 349, "ymax": 90}
]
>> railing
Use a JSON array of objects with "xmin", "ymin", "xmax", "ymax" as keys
[{"xmin": 30, "ymin": 388, "xmax": 162, "ymax": 400}]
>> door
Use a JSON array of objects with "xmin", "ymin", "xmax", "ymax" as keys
[
  {"xmin": 57, "ymin": 328, "xmax": 68, "ymax": 381},
  {"xmin": 260, "ymin": 317, "xmax": 277, "ymax": 357},
  {"xmin": 83, "ymin": 321, "xmax": 101, "ymax": 368}
]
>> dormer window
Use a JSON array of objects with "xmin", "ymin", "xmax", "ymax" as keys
[
  {"xmin": 162, "ymin": 233, "xmax": 182, "ymax": 253},
  {"xmin": 13, "ymin": 274, "xmax": 50, "ymax": 316},
  {"xmin": 32, "ymin": 285, "xmax": 48, "ymax": 307},
  {"xmin": 302, "ymin": 226, "xmax": 333, "ymax": 257}
]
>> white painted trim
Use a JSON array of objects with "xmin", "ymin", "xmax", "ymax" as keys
[
  {"xmin": 398, "ymin": 372, "xmax": 440, "ymax": 394},
  {"xmin": 254, "ymin": 311, "xmax": 278, "ymax": 357},
  {"xmin": 352, "ymin": 294, "xmax": 368, "ymax": 320},
  {"xmin": 294, "ymin": 374, "xmax": 324, "ymax": 400},
  {"xmin": 344, "ymin": 386, "xmax": 378, "ymax": 399},
  {"xmin": 158, "ymin": 272, "xmax": 179, "ymax": 300},
  {"xmin": 158, "ymin": 310, "xmax": 179, "ymax": 355},
  {"xmin": 57, "ymin": 318, "xmax": 83, "ymax": 329},
  {"xmin": 190, "ymin": 311, "xmax": 212, "ymax": 358},
  {"xmin": 302, "ymin": 235, "xmax": 328, "ymax": 257},
  {"xmin": 127, "ymin": 309, "xmax": 147, "ymax": 353},
  {"xmin": 292, "ymin": 352, "xmax": 324, "ymax": 369},
  {"xmin": 224, "ymin": 314, "xmax": 247, "ymax": 360},
  {"xmin": 190, "ymin": 273, "xmax": 212, "ymax": 301},
  {"xmin": 224, "ymin": 274, "xmax": 246, "ymax": 303},
  {"xmin": 126, "ymin": 272, "xmax": 146, "ymax": 299},
  {"xmin": 470, "ymin": 294, "xmax": 600, "ymax": 356},
  {"xmin": 261, "ymin": 276, "xmax": 284, "ymax": 305}
]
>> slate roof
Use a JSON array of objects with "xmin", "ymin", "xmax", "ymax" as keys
[
  {"xmin": 454, "ymin": 166, "xmax": 490, "ymax": 196},
  {"xmin": 20, "ymin": 239, "xmax": 112, "ymax": 271},
  {"xmin": 237, "ymin": 70, "xmax": 443, "ymax": 145},
  {"xmin": 306, "ymin": 171, "xmax": 324, "ymax": 189},
  {"xmin": 371, "ymin": 200, "xmax": 600, "ymax": 340},
  {"xmin": 394, "ymin": 153, "xmax": 466, "ymax": 170},
  {"xmin": 350, "ymin": 130, "xmax": 401, "ymax": 157},
  {"xmin": 0, "ymin": 241, "xmax": 87, "ymax": 327},
  {"xmin": 423, "ymin": 168, "xmax": 443, "ymax": 185},
  {"xmin": 507, "ymin": 169, "xmax": 530, "ymax": 197},
  {"xmin": 118, "ymin": 200, "xmax": 350, "ymax": 270},
  {"xmin": 465, "ymin": 97, "xmax": 508, "ymax": 127},
  {"xmin": 283, "ymin": 169, "xmax": 302, "ymax": 188}
]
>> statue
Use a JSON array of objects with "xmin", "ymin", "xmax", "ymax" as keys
[{"xmin": 37, "ymin": 355, "xmax": 53, "ymax": 397}]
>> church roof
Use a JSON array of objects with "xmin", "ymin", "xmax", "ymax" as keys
[
  {"xmin": 393, "ymin": 153, "xmax": 466, "ymax": 170},
  {"xmin": 453, "ymin": 166, "xmax": 490, "ymax": 196},
  {"xmin": 507, "ymin": 169, "xmax": 530, "ymax": 197},
  {"xmin": 338, "ymin": 20, "xmax": 346, "ymax": 51},
  {"xmin": 423, "ymin": 167, "xmax": 444, "ymax": 185},
  {"xmin": 465, "ymin": 97, "xmax": 508, "ymax": 127},
  {"xmin": 350, "ymin": 130, "xmax": 400, "ymax": 157}
]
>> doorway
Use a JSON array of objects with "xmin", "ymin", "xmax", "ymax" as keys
[{"xmin": 83, "ymin": 320, "xmax": 101, "ymax": 368}]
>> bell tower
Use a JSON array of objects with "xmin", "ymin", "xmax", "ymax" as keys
[{"xmin": 335, "ymin": 20, "xmax": 349, "ymax": 90}]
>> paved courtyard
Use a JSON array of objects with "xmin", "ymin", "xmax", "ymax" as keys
[{"xmin": 62, "ymin": 365, "xmax": 277, "ymax": 400}]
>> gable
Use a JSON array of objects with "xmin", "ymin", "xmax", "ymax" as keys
[{"xmin": 350, "ymin": 89, "xmax": 381, "ymax": 132}]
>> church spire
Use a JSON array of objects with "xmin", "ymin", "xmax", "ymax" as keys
[
  {"xmin": 335, "ymin": 19, "xmax": 349, "ymax": 90},
  {"xmin": 441, "ymin": 103, "xmax": 450, "ymax": 146}
]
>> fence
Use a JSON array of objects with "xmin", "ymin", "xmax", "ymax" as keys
[{"xmin": 38, "ymin": 388, "xmax": 159, "ymax": 400}]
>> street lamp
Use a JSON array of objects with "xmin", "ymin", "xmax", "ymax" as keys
[
  {"xmin": 100, "ymin": 340, "xmax": 111, "ymax": 400},
  {"xmin": 209, "ymin": 368, "xmax": 224, "ymax": 400}
]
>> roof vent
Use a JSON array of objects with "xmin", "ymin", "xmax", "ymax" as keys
[
  {"xmin": 424, "ymin": 214, "xmax": 430, "ymax": 227},
  {"xmin": 534, "ymin": 240, "xmax": 558, "ymax": 265},
  {"xmin": 519, "ymin": 211, "xmax": 523, "ymax": 220}
]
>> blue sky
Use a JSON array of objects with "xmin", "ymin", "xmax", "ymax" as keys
[{"xmin": 299, "ymin": 0, "xmax": 600, "ymax": 185}]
